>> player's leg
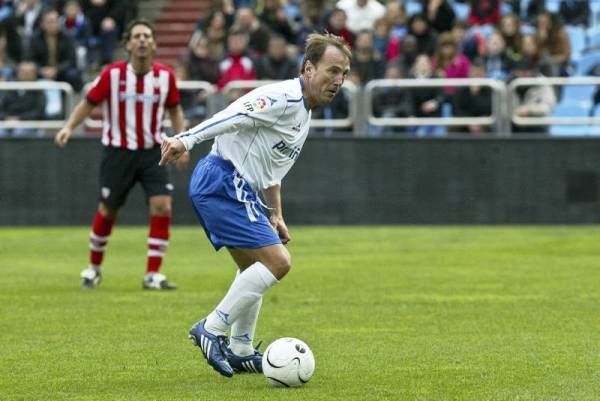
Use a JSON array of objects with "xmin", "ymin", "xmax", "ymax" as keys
[
  {"xmin": 204, "ymin": 244, "xmax": 289, "ymax": 335},
  {"xmin": 139, "ymin": 147, "xmax": 176, "ymax": 290},
  {"xmin": 187, "ymin": 155, "xmax": 284, "ymax": 376},
  {"xmin": 203, "ymin": 245, "xmax": 290, "ymax": 373},
  {"xmin": 81, "ymin": 147, "xmax": 135, "ymax": 289},
  {"xmin": 227, "ymin": 248, "xmax": 263, "ymax": 358},
  {"xmin": 81, "ymin": 202, "xmax": 119, "ymax": 288}
]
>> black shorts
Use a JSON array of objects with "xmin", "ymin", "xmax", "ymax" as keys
[{"xmin": 99, "ymin": 146, "xmax": 173, "ymax": 209}]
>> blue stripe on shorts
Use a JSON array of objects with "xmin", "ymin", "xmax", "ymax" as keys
[{"xmin": 188, "ymin": 154, "xmax": 281, "ymax": 250}]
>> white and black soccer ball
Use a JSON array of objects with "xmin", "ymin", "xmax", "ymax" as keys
[{"xmin": 262, "ymin": 337, "xmax": 315, "ymax": 387}]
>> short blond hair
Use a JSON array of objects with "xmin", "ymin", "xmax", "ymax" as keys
[{"xmin": 301, "ymin": 32, "xmax": 352, "ymax": 73}]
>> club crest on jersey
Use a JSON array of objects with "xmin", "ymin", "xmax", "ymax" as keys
[
  {"xmin": 243, "ymin": 96, "xmax": 277, "ymax": 112},
  {"xmin": 272, "ymin": 140, "xmax": 301, "ymax": 160}
]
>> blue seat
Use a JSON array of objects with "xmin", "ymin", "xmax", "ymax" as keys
[
  {"xmin": 561, "ymin": 84, "xmax": 596, "ymax": 105},
  {"xmin": 591, "ymin": 1, "xmax": 600, "ymax": 28},
  {"xmin": 549, "ymin": 102, "xmax": 591, "ymax": 136},
  {"xmin": 590, "ymin": 105, "xmax": 600, "ymax": 135},
  {"xmin": 587, "ymin": 27, "xmax": 600, "ymax": 50},
  {"xmin": 405, "ymin": 1, "xmax": 423, "ymax": 16},
  {"xmin": 546, "ymin": 0, "xmax": 560, "ymax": 13},
  {"xmin": 575, "ymin": 52, "xmax": 600, "ymax": 75},
  {"xmin": 453, "ymin": 3, "xmax": 470, "ymax": 21},
  {"xmin": 566, "ymin": 25, "xmax": 587, "ymax": 63}
]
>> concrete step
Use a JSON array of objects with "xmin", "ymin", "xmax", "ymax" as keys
[
  {"xmin": 155, "ymin": 46, "xmax": 187, "ymax": 57},
  {"xmin": 155, "ymin": 21, "xmax": 198, "ymax": 33},
  {"xmin": 157, "ymin": 33, "xmax": 193, "ymax": 46},
  {"xmin": 156, "ymin": 10, "xmax": 205, "ymax": 23},
  {"xmin": 162, "ymin": 1, "xmax": 207, "ymax": 12}
]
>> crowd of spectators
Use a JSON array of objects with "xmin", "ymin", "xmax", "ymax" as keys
[
  {"xmin": 181, "ymin": 0, "xmax": 592, "ymax": 135},
  {"xmin": 0, "ymin": 0, "xmax": 597, "ymax": 136},
  {"xmin": 0, "ymin": 0, "xmax": 137, "ymax": 136}
]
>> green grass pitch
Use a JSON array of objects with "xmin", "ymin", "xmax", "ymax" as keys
[{"xmin": 0, "ymin": 226, "xmax": 599, "ymax": 401}]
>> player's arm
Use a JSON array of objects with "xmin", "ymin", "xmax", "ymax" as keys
[
  {"xmin": 54, "ymin": 99, "xmax": 95, "ymax": 148},
  {"xmin": 263, "ymin": 184, "xmax": 290, "ymax": 244},
  {"xmin": 167, "ymin": 104, "xmax": 189, "ymax": 170}
]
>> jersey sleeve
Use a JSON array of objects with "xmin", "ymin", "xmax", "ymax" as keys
[
  {"xmin": 165, "ymin": 69, "xmax": 181, "ymax": 108},
  {"xmin": 86, "ymin": 67, "xmax": 111, "ymax": 104},
  {"xmin": 175, "ymin": 89, "xmax": 287, "ymax": 151}
]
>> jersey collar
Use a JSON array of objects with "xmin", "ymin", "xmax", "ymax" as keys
[{"xmin": 298, "ymin": 76, "xmax": 309, "ymax": 111}]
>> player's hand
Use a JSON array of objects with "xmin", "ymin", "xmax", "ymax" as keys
[
  {"xmin": 175, "ymin": 150, "xmax": 190, "ymax": 171},
  {"xmin": 270, "ymin": 215, "xmax": 291, "ymax": 244},
  {"xmin": 159, "ymin": 137, "xmax": 186, "ymax": 166},
  {"xmin": 55, "ymin": 127, "xmax": 72, "ymax": 148}
]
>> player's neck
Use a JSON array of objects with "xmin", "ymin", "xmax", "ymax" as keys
[
  {"xmin": 130, "ymin": 57, "xmax": 152, "ymax": 75},
  {"xmin": 300, "ymin": 75, "xmax": 314, "ymax": 110}
]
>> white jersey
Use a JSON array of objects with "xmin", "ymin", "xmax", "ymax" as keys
[{"xmin": 176, "ymin": 78, "xmax": 311, "ymax": 191}]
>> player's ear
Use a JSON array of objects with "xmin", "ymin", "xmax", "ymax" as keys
[{"xmin": 305, "ymin": 61, "xmax": 314, "ymax": 77}]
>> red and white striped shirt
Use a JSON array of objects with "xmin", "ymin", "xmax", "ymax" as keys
[{"xmin": 87, "ymin": 61, "xmax": 181, "ymax": 150}]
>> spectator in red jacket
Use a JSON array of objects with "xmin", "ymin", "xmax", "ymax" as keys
[
  {"xmin": 325, "ymin": 8, "xmax": 354, "ymax": 48},
  {"xmin": 467, "ymin": 0, "xmax": 501, "ymax": 26},
  {"xmin": 216, "ymin": 29, "xmax": 256, "ymax": 95}
]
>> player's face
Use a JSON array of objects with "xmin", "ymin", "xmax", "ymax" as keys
[
  {"xmin": 304, "ymin": 46, "xmax": 350, "ymax": 108},
  {"xmin": 127, "ymin": 25, "xmax": 156, "ymax": 60}
]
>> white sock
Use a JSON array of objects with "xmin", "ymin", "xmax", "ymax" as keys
[
  {"xmin": 204, "ymin": 262, "xmax": 278, "ymax": 336},
  {"xmin": 230, "ymin": 296, "xmax": 262, "ymax": 356}
]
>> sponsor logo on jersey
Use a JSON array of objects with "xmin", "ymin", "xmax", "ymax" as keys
[
  {"xmin": 243, "ymin": 96, "xmax": 278, "ymax": 113},
  {"xmin": 118, "ymin": 92, "xmax": 160, "ymax": 102},
  {"xmin": 272, "ymin": 140, "xmax": 301, "ymax": 160},
  {"xmin": 292, "ymin": 122, "xmax": 301, "ymax": 132}
]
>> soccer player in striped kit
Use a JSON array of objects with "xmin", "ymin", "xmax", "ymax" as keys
[
  {"xmin": 54, "ymin": 19, "xmax": 186, "ymax": 290},
  {"xmin": 160, "ymin": 33, "xmax": 351, "ymax": 377}
]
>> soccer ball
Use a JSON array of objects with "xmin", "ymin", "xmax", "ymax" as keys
[{"xmin": 262, "ymin": 337, "xmax": 315, "ymax": 387}]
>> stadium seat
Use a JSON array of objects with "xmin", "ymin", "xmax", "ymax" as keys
[
  {"xmin": 453, "ymin": 2, "xmax": 470, "ymax": 21},
  {"xmin": 591, "ymin": 1, "xmax": 600, "ymax": 28},
  {"xmin": 405, "ymin": 1, "xmax": 423, "ymax": 16},
  {"xmin": 545, "ymin": 0, "xmax": 560, "ymax": 13},
  {"xmin": 589, "ymin": 105, "xmax": 600, "ymax": 135},
  {"xmin": 561, "ymin": 84, "xmax": 596, "ymax": 105},
  {"xmin": 549, "ymin": 102, "xmax": 592, "ymax": 136},
  {"xmin": 575, "ymin": 52, "xmax": 600, "ymax": 75},
  {"xmin": 566, "ymin": 25, "xmax": 587, "ymax": 63},
  {"xmin": 587, "ymin": 27, "xmax": 600, "ymax": 51}
]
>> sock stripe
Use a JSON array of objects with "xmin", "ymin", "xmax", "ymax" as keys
[
  {"xmin": 148, "ymin": 237, "xmax": 169, "ymax": 246},
  {"xmin": 89, "ymin": 244, "xmax": 107, "ymax": 252}
]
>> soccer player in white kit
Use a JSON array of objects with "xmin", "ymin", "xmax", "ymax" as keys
[{"xmin": 160, "ymin": 33, "xmax": 351, "ymax": 377}]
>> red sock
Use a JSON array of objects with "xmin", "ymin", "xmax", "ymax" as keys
[
  {"xmin": 147, "ymin": 215, "xmax": 171, "ymax": 273},
  {"xmin": 89, "ymin": 211, "xmax": 115, "ymax": 267}
]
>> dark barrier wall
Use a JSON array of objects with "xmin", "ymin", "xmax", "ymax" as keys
[{"xmin": 2, "ymin": 138, "xmax": 600, "ymax": 225}]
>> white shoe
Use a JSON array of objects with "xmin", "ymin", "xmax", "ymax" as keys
[
  {"xmin": 81, "ymin": 266, "xmax": 102, "ymax": 289},
  {"xmin": 142, "ymin": 273, "xmax": 177, "ymax": 290}
]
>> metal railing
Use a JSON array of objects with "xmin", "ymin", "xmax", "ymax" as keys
[
  {"xmin": 0, "ymin": 81, "xmax": 74, "ymax": 129},
  {"xmin": 5, "ymin": 77, "xmax": 600, "ymax": 137},
  {"xmin": 364, "ymin": 78, "xmax": 509, "ymax": 133},
  {"xmin": 508, "ymin": 76, "xmax": 600, "ymax": 127}
]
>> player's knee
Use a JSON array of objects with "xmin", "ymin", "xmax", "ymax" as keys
[
  {"xmin": 150, "ymin": 198, "xmax": 172, "ymax": 216},
  {"xmin": 272, "ymin": 249, "xmax": 292, "ymax": 279}
]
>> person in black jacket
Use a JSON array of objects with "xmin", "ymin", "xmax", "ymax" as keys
[
  {"xmin": 29, "ymin": 8, "xmax": 82, "ymax": 91},
  {"xmin": 422, "ymin": 0, "xmax": 455, "ymax": 33},
  {"xmin": 255, "ymin": 34, "xmax": 298, "ymax": 80},
  {"xmin": 408, "ymin": 13, "xmax": 437, "ymax": 56},
  {"xmin": 0, "ymin": 61, "xmax": 46, "ymax": 137},
  {"xmin": 451, "ymin": 58, "xmax": 492, "ymax": 135},
  {"xmin": 82, "ymin": 0, "xmax": 131, "ymax": 65},
  {"xmin": 559, "ymin": 0, "xmax": 590, "ymax": 27}
]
